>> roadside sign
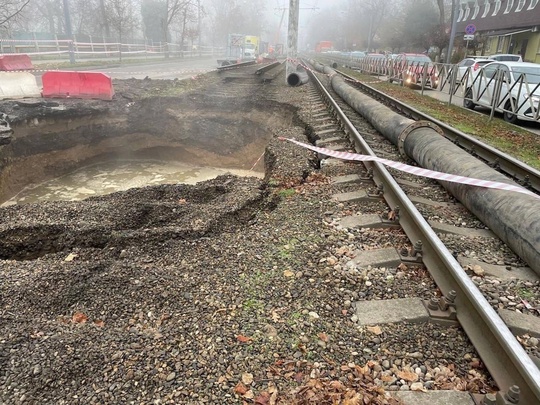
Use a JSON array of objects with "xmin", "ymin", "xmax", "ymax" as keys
[
  {"xmin": 465, "ymin": 24, "xmax": 476, "ymax": 35},
  {"xmin": 464, "ymin": 34, "xmax": 475, "ymax": 41}
]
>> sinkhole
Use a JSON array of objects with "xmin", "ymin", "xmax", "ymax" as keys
[{"xmin": 0, "ymin": 92, "xmax": 297, "ymax": 205}]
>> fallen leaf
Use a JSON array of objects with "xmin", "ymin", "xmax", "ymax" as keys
[
  {"xmin": 72, "ymin": 312, "xmax": 88, "ymax": 324},
  {"xmin": 237, "ymin": 335, "xmax": 252, "ymax": 343},
  {"xmin": 254, "ymin": 391, "xmax": 270, "ymax": 405},
  {"xmin": 271, "ymin": 311, "xmax": 280, "ymax": 322},
  {"xmin": 366, "ymin": 325, "xmax": 382, "ymax": 335},
  {"xmin": 318, "ymin": 332, "xmax": 329, "ymax": 342},
  {"xmin": 283, "ymin": 269, "xmax": 294, "ymax": 278},
  {"xmin": 397, "ymin": 369, "xmax": 419, "ymax": 382},
  {"xmin": 178, "ymin": 198, "xmax": 187, "ymax": 204},
  {"xmin": 234, "ymin": 382, "xmax": 248, "ymax": 395},
  {"xmin": 241, "ymin": 372, "xmax": 254, "ymax": 385},
  {"xmin": 64, "ymin": 253, "xmax": 78, "ymax": 262},
  {"xmin": 94, "ymin": 319, "xmax": 105, "ymax": 327}
]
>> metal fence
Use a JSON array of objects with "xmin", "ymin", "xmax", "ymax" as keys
[{"xmin": 315, "ymin": 53, "xmax": 540, "ymax": 123}]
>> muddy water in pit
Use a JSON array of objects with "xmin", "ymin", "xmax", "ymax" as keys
[{"xmin": 1, "ymin": 160, "xmax": 263, "ymax": 206}]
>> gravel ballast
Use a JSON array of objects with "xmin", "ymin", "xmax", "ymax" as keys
[{"xmin": 0, "ymin": 71, "xmax": 500, "ymax": 404}]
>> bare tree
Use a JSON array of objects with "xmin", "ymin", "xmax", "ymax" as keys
[
  {"xmin": 107, "ymin": 0, "xmax": 140, "ymax": 57},
  {"xmin": 0, "ymin": 0, "xmax": 31, "ymax": 30}
]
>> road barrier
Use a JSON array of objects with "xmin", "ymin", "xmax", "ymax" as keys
[
  {"xmin": 0, "ymin": 54, "xmax": 33, "ymax": 71},
  {"xmin": 42, "ymin": 71, "xmax": 115, "ymax": 100},
  {"xmin": 0, "ymin": 72, "xmax": 41, "ymax": 99}
]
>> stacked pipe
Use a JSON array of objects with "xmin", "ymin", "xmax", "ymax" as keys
[
  {"xmin": 286, "ymin": 60, "xmax": 309, "ymax": 86},
  {"xmin": 309, "ymin": 60, "xmax": 540, "ymax": 275}
]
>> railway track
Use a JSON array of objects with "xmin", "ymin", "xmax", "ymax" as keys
[
  {"xmin": 279, "ymin": 60, "xmax": 540, "ymax": 404},
  {"xmin": 335, "ymin": 67, "xmax": 540, "ymax": 195}
]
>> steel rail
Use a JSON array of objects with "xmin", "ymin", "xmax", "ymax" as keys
[
  {"xmin": 306, "ymin": 67, "xmax": 540, "ymax": 404},
  {"xmin": 335, "ymin": 69, "xmax": 540, "ymax": 195}
]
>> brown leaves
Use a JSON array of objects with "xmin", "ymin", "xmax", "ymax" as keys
[
  {"xmin": 260, "ymin": 358, "xmax": 403, "ymax": 405},
  {"xmin": 236, "ymin": 334, "xmax": 252, "ymax": 343},
  {"xmin": 396, "ymin": 369, "xmax": 419, "ymax": 382},
  {"xmin": 72, "ymin": 312, "xmax": 88, "ymax": 324},
  {"xmin": 58, "ymin": 312, "xmax": 105, "ymax": 328}
]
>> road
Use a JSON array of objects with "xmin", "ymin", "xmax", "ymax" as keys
[
  {"xmin": 32, "ymin": 56, "xmax": 221, "ymax": 84},
  {"xmin": 89, "ymin": 57, "xmax": 219, "ymax": 80}
]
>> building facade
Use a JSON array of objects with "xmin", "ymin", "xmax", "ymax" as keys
[{"xmin": 456, "ymin": 0, "xmax": 540, "ymax": 63}]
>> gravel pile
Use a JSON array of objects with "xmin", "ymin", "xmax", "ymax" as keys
[{"xmin": 0, "ymin": 73, "xmax": 499, "ymax": 404}]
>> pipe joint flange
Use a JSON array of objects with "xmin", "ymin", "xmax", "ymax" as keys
[{"xmin": 397, "ymin": 120, "xmax": 444, "ymax": 159}]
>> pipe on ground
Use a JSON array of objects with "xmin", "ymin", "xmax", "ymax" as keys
[
  {"xmin": 286, "ymin": 61, "xmax": 309, "ymax": 87},
  {"xmin": 310, "ymin": 61, "xmax": 540, "ymax": 275}
]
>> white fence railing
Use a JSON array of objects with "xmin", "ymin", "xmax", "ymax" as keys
[
  {"xmin": 314, "ymin": 53, "xmax": 540, "ymax": 123},
  {"xmin": 0, "ymin": 38, "xmax": 224, "ymax": 61}
]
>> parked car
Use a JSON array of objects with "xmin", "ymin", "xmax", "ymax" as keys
[
  {"xmin": 488, "ymin": 53, "xmax": 523, "ymax": 62},
  {"xmin": 463, "ymin": 61, "xmax": 540, "ymax": 123},
  {"xmin": 389, "ymin": 53, "xmax": 439, "ymax": 88},
  {"xmin": 456, "ymin": 57, "xmax": 492, "ymax": 84}
]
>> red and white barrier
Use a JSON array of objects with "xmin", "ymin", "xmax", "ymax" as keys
[
  {"xmin": 0, "ymin": 54, "xmax": 33, "ymax": 71},
  {"xmin": 0, "ymin": 72, "xmax": 40, "ymax": 99},
  {"xmin": 42, "ymin": 71, "xmax": 115, "ymax": 100}
]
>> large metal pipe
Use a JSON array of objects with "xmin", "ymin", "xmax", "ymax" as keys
[
  {"xmin": 310, "ymin": 61, "xmax": 540, "ymax": 274},
  {"xmin": 286, "ymin": 61, "xmax": 309, "ymax": 86}
]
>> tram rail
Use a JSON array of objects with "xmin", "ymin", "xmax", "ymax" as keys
[{"xmin": 303, "ymin": 60, "xmax": 540, "ymax": 405}]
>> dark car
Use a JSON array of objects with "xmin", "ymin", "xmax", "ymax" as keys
[{"xmin": 390, "ymin": 53, "xmax": 439, "ymax": 88}]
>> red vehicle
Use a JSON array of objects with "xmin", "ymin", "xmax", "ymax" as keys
[
  {"xmin": 315, "ymin": 41, "xmax": 333, "ymax": 53},
  {"xmin": 390, "ymin": 53, "xmax": 439, "ymax": 88}
]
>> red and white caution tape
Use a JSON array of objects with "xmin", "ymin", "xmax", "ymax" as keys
[{"xmin": 281, "ymin": 137, "xmax": 539, "ymax": 199}]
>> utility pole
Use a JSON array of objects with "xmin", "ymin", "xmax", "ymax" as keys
[
  {"xmin": 63, "ymin": 0, "xmax": 75, "ymax": 64},
  {"xmin": 446, "ymin": 0, "xmax": 459, "ymax": 64},
  {"xmin": 286, "ymin": 0, "xmax": 300, "ymax": 82}
]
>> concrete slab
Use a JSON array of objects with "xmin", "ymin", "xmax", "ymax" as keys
[
  {"xmin": 409, "ymin": 194, "xmax": 449, "ymax": 207},
  {"xmin": 331, "ymin": 174, "xmax": 364, "ymax": 185},
  {"xmin": 316, "ymin": 128, "xmax": 338, "ymax": 136},
  {"xmin": 395, "ymin": 178, "xmax": 422, "ymax": 188},
  {"xmin": 458, "ymin": 256, "xmax": 539, "ymax": 281},
  {"xmin": 428, "ymin": 221, "xmax": 496, "ymax": 238},
  {"xmin": 498, "ymin": 309, "xmax": 540, "ymax": 338},
  {"xmin": 313, "ymin": 122, "xmax": 335, "ymax": 130},
  {"xmin": 349, "ymin": 247, "xmax": 402, "ymax": 268},
  {"xmin": 332, "ymin": 190, "xmax": 370, "ymax": 203},
  {"xmin": 316, "ymin": 136, "xmax": 345, "ymax": 147},
  {"xmin": 339, "ymin": 214, "xmax": 397, "ymax": 230},
  {"xmin": 393, "ymin": 390, "xmax": 476, "ymax": 405},
  {"xmin": 354, "ymin": 298, "xmax": 429, "ymax": 325}
]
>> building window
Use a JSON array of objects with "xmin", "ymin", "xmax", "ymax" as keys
[
  {"xmin": 528, "ymin": 0, "xmax": 539, "ymax": 10},
  {"xmin": 504, "ymin": 0, "xmax": 514, "ymax": 13},
  {"xmin": 482, "ymin": 0, "xmax": 491, "ymax": 17},
  {"xmin": 492, "ymin": 0, "xmax": 501, "ymax": 15},
  {"xmin": 472, "ymin": 0, "xmax": 480, "ymax": 18},
  {"xmin": 516, "ymin": 0, "xmax": 526, "ymax": 11}
]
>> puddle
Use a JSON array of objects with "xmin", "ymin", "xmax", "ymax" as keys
[{"xmin": 2, "ymin": 160, "xmax": 263, "ymax": 206}]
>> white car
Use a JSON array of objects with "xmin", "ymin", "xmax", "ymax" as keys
[
  {"xmin": 463, "ymin": 61, "xmax": 540, "ymax": 123},
  {"xmin": 456, "ymin": 57, "xmax": 492, "ymax": 84},
  {"xmin": 488, "ymin": 53, "xmax": 523, "ymax": 62}
]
